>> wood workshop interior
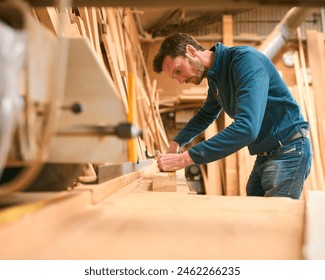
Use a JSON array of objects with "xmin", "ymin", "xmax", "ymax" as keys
[{"xmin": 0, "ymin": 0, "xmax": 324, "ymax": 260}]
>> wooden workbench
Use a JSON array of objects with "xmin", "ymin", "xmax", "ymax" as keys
[{"xmin": 0, "ymin": 162, "xmax": 308, "ymax": 260}]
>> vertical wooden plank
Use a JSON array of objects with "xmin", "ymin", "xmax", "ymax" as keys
[
  {"xmin": 148, "ymin": 80, "xmax": 163, "ymax": 152},
  {"xmin": 290, "ymin": 85, "xmax": 315, "ymax": 194},
  {"xmin": 296, "ymin": 28, "xmax": 325, "ymax": 191},
  {"xmin": 101, "ymin": 27, "xmax": 129, "ymax": 113},
  {"xmin": 73, "ymin": 15, "xmax": 87, "ymax": 38},
  {"xmin": 222, "ymin": 14, "xmax": 239, "ymax": 196},
  {"xmin": 204, "ymin": 121, "xmax": 223, "ymax": 195},
  {"xmin": 33, "ymin": 7, "xmax": 57, "ymax": 34},
  {"xmin": 57, "ymin": 8, "xmax": 74, "ymax": 37},
  {"xmin": 303, "ymin": 191, "xmax": 325, "ymax": 259},
  {"xmin": 306, "ymin": 30, "xmax": 325, "ymax": 188},
  {"xmin": 78, "ymin": 7, "xmax": 94, "ymax": 46},
  {"xmin": 87, "ymin": 7, "xmax": 103, "ymax": 64},
  {"xmin": 106, "ymin": 8, "xmax": 128, "ymax": 76}
]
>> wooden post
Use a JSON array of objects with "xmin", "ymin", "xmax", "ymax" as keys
[{"xmin": 222, "ymin": 14, "xmax": 239, "ymax": 196}]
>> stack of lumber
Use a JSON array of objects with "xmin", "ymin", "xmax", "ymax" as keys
[
  {"xmin": 179, "ymin": 87, "xmax": 207, "ymax": 103},
  {"xmin": 159, "ymin": 85, "xmax": 207, "ymax": 114},
  {"xmin": 33, "ymin": 6, "xmax": 169, "ymax": 159}
]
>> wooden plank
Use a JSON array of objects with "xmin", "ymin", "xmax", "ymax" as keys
[
  {"xmin": 182, "ymin": 87, "xmax": 208, "ymax": 95},
  {"xmin": 152, "ymin": 172, "xmax": 177, "ymax": 192},
  {"xmin": 116, "ymin": 8, "xmax": 129, "ymax": 72},
  {"xmin": 105, "ymin": 8, "xmax": 129, "ymax": 120},
  {"xmin": 70, "ymin": 22, "xmax": 80, "ymax": 37},
  {"xmin": 136, "ymin": 88, "xmax": 155, "ymax": 157},
  {"xmin": 303, "ymin": 190, "xmax": 325, "ymax": 259},
  {"xmin": 73, "ymin": 15, "xmax": 87, "ymax": 38},
  {"xmin": 306, "ymin": 30, "xmax": 325, "ymax": 186},
  {"xmin": 290, "ymin": 86, "xmax": 315, "ymax": 194},
  {"xmin": 137, "ymin": 77, "xmax": 164, "ymax": 153},
  {"xmin": 293, "ymin": 52, "xmax": 318, "ymax": 193},
  {"xmin": 222, "ymin": 14, "xmax": 239, "ymax": 196},
  {"xmin": 106, "ymin": 8, "xmax": 127, "ymax": 76},
  {"xmin": 87, "ymin": 7, "xmax": 103, "ymax": 64},
  {"xmin": 77, "ymin": 7, "xmax": 94, "ymax": 46},
  {"xmin": 175, "ymin": 109, "xmax": 195, "ymax": 124},
  {"xmin": 154, "ymin": 90, "xmax": 170, "ymax": 150},
  {"xmin": 77, "ymin": 168, "xmax": 150, "ymax": 204},
  {"xmin": 222, "ymin": 15, "xmax": 253, "ymax": 196},
  {"xmin": 296, "ymin": 28, "xmax": 325, "ymax": 191},
  {"xmin": 148, "ymin": 80, "xmax": 164, "ymax": 152},
  {"xmin": 35, "ymin": 8, "xmax": 74, "ymax": 37},
  {"xmin": 101, "ymin": 29, "xmax": 129, "ymax": 113},
  {"xmin": 0, "ymin": 191, "xmax": 305, "ymax": 260},
  {"xmin": 204, "ymin": 121, "xmax": 223, "ymax": 195},
  {"xmin": 0, "ymin": 190, "xmax": 92, "ymax": 258},
  {"xmin": 33, "ymin": 7, "xmax": 57, "ymax": 34}
]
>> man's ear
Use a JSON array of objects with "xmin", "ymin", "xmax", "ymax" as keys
[{"xmin": 185, "ymin": 44, "xmax": 197, "ymax": 58}]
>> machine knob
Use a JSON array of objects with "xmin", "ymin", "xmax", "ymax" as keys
[{"xmin": 62, "ymin": 102, "xmax": 84, "ymax": 114}]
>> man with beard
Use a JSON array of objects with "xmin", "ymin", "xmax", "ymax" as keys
[{"xmin": 152, "ymin": 32, "xmax": 312, "ymax": 199}]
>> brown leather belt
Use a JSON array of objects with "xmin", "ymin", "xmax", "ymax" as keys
[
  {"xmin": 290, "ymin": 128, "xmax": 309, "ymax": 141},
  {"xmin": 259, "ymin": 128, "xmax": 309, "ymax": 157}
]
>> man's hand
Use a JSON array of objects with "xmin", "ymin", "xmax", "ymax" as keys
[
  {"xmin": 157, "ymin": 151, "xmax": 194, "ymax": 172},
  {"xmin": 165, "ymin": 141, "xmax": 179, "ymax": 154}
]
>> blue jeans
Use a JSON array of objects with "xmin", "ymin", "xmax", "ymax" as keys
[{"xmin": 246, "ymin": 135, "xmax": 312, "ymax": 199}]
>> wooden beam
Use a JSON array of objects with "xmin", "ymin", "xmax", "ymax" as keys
[
  {"xmin": 152, "ymin": 172, "xmax": 177, "ymax": 192},
  {"xmin": 204, "ymin": 121, "xmax": 223, "ymax": 195},
  {"xmin": 222, "ymin": 14, "xmax": 239, "ymax": 196},
  {"xmin": 296, "ymin": 28, "xmax": 325, "ymax": 191},
  {"xmin": 306, "ymin": 30, "xmax": 325, "ymax": 188}
]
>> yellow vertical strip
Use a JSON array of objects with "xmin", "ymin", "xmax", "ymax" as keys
[{"xmin": 128, "ymin": 72, "xmax": 137, "ymax": 162}]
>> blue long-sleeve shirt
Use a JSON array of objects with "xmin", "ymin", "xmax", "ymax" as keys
[{"xmin": 173, "ymin": 43, "xmax": 309, "ymax": 164}]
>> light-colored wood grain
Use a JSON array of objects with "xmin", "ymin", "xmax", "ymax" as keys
[
  {"xmin": 0, "ymin": 182, "xmax": 305, "ymax": 260},
  {"xmin": 222, "ymin": 14, "xmax": 239, "ymax": 196},
  {"xmin": 87, "ymin": 7, "xmax": 103, "ymax": 64},
  {"xmin": 204, "ymin": 121, "xmax": 223, "ymax": 195},
  {"xmin": 33, "ymin": 7, "xmax": 57, "ymax": 34},
  {"xmin": 48, "ymin": 37, "xmax": 129, "ymax": 163},
  {"xmin": 297, "ymin": 28, "xmax": 325, "ymax": 191},
  {"xmin": 77, "ymin": 7, "xmax": 94, "ymax": 47},
  {"xmin": 303, "ymin": 190, "xmax": 325, "ymax": 259},
  {"xmin": 152, "ymin": 172, "xmax": 177, "ymax": 192},
  {"xmin": 306, "ymin": 30, "xmax": 325, "ymax": 190}
]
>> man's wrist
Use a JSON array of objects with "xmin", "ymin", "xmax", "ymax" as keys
[
  {"xmin": 182, "ymin": 151, "xmax": 194, "ymax": 167},
  {"xmin": 167, "ymin": 141, "xmax": 180, "ymax": 153}
]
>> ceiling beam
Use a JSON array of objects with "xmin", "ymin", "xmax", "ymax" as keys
[{"xmin": 9, "ymin": 0, "xmax": 325, "ymax": 8}]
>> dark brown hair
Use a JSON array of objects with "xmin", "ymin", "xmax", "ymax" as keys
[{"xmin": 152, "ymin": 33, "xmax": 206, "ymax": 73}]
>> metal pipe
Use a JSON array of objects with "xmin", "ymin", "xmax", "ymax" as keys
[{"xmin": 258, "ymin": 7, "xmax": 312, "ymax": 60}]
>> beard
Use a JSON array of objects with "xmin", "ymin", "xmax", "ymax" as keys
[{"xmin": 187, "ymin": 57, "xmax": 208, "ymax": 85}]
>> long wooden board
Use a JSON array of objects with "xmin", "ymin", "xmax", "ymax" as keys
[
  {"xmin": 222, "ymin": 14, "xmax": 239, "ymax": 196},
  {"xmin": 0, "ymin": 183, "xmax": 305, "ymax": 260}
]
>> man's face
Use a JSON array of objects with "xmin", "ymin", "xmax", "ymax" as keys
[{"xmin": 162, "ymin": 53, "xmax": 206, "ymax": 85}]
